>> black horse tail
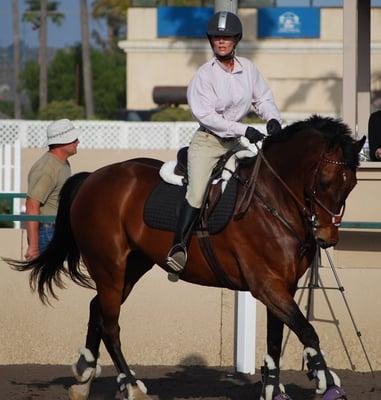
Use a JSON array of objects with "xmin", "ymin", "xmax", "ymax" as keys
[{"xmin": 5, "ymin": 172, "xmax": 94, "ymax": 304}]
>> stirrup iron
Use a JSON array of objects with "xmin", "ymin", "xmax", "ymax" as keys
[
  {"xmin": 166, "ymin": 243, "xmax": 188, "ymax": 282},
  {"xmin": 166, "ymin": 244, "xmax": 187, "ymax": 273}
]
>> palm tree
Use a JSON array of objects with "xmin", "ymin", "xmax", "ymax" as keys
[
  {"xmin": 12, "ymin": 0, "xmax": 21, "ymax": 118},
  {"xmin": 39, "ymin": 0, "xmax": 48, "ymax": 110},
  {"xmin": 23, "ymin": 0, "xmax": 64, "ymax": 111},
  {"xmin": 80, "ymin": 0, "xmax": 95, "ymax": 118},
  {"xmin": 92, "ymin": 0, "xmax": 129, "ymax": 51}
]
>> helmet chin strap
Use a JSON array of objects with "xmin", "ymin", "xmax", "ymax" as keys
[{"xmin": 215, "ymin": 49, "xmax": 235, "ymax": 62}]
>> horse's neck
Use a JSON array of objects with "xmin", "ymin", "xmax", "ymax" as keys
[
  {"xmin": 257, "ymin": 136, "xmax": 323, "ymax": 211},
  {"xmin": 263, "ymin": 135, "xmax": 322, "ymax": 182}
]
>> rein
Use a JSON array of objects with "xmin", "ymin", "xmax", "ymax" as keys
[
  {"xmin": 235, "ymin": 147, "xmax": 347, "ymax": 238},
  {"xmin": 235, "ymin": 147, "xmax": 263, "ymax": 219}
]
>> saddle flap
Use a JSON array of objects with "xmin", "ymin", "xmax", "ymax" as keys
[{"xmin": 143, "ymin": 177, "xmax": 238, "ymax": 235}]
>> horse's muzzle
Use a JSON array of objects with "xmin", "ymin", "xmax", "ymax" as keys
[
  {"xmin": 315, "ymin": 226, "xmax": 339, "ymax": 249},
  {"xmin": 316, "ymin": 238, "xmax": 334, "ymax": 249}
]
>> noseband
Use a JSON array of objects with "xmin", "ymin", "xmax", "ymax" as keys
[{"xmin": 308, "ymin": 157, "xmax": 347, "ymax": 229}]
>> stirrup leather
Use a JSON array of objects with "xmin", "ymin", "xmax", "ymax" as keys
[{"xmin": 166, "ymin": 243, "xmax": 187, "ymax": 273}]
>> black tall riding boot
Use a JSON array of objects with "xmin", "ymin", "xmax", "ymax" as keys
[{"xmin": 166, "ymin": 199, "xmax": 199, "ymax": 280}]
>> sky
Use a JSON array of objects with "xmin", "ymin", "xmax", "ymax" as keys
[{"xmin": 0, "ymin": 0, "xmax": 108, "ymax": 49}]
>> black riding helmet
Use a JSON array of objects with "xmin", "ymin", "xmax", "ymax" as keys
[{"xmin": 207, "ymin": 11, "xmax": 243, "ymax": 42}]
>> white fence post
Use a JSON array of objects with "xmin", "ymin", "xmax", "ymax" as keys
[
  {"xmin": 0, "ymin": 140, "xmax": 21, "ymax": 228},
  {"xmin": 235, "ymin": 291, "xmax": 257, "ymax": 374}
]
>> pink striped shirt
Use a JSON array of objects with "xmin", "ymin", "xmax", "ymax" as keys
[{"xmin": 187, "ymin": 56, "xmax": 281, "ymax": 139}]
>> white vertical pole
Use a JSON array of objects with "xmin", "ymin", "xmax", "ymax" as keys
[
  {"xmin": 0, "ymin": 144, "xmax": 3, "ymax": 191},
  {"xmin": 215, "ymin": 0, "xmax": 238, "ymax": 14},
  {"xmin": 235, "ymin": 291, "xmax": 256, "ymax": 374},
  {"xmin": 4, "ymin": 144, "xmax": 11, "ymax": 192},
  {"xmin": 13, "ymin": 140, "xmax": 21, "ymax": 228},
  {"xmin": 13, "ymin": 140, "xmax": 21, "ymax": 193}
]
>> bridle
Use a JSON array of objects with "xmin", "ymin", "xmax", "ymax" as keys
[
  {"xmin": 307, "ymin": 156, "xmax": 347, "ymax": 230},
  {"xmin": 236, "ymin": 147, "xmax": 349, "ymax": 241}
]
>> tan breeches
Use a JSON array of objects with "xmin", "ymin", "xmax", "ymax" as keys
[{"xmin": 185, "ymin": 130, "xmax": 242, "ymax": 208}]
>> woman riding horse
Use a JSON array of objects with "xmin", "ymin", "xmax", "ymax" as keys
[
  {"xmin": 7, "ymin": 115, "xmax": 365, "ymax": 400},
  {"xmin": 166, "ymin": 11, "xmax": 282, "ymax": 278}
]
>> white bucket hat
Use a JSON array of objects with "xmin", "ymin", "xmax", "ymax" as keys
[{"xmin": 46, "ymin": 119, "xmax": 81, "ymax": 146}]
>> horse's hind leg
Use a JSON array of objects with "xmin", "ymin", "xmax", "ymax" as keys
[
  {"xmin": 261, "ymin": 283, "xmax": 345, "ymax": 400},
  {"xmin": 69, "ymin": 296, "xmax": 103, "ymax": 400},
  {"xmin": 97, "ymin": 251, "xmax": 153, "ymax": 400},
  {"xmin": 260, "ymin": 310, "xmax": 291, "ymax": 400},
  {"xmin": 70, "ymin": 251, "xmax": 153, "ymax": 400}
]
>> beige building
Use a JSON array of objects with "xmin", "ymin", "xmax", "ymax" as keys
[{"xmin": 119, "ymin": 7, "xmax": 381, "ymax": 122}]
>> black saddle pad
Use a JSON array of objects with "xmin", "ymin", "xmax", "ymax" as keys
[{"xmin": 143, "ymin": 178, "xmax": 238, "ymax": 235}]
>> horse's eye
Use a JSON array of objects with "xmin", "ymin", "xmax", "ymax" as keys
[{"xmin": 318, "ymin": 179, "xmax": 330, "ymax": 191}]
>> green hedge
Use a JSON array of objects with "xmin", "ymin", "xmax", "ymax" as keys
[
  {"xmin": 38, "ymin": 100, "xmax": 86, "ymax": 120},
  {"xmin": 150, "ymin": 106, "xmax": 193, "ymax": 122},
  {"xmin": 0, "ymin": 200, "xmax": 13, "ymax": 228}
]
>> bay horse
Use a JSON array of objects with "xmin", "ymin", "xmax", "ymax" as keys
[{"xmin": 8, "ymin": 116, "xmax": 365, "ymax": 400}]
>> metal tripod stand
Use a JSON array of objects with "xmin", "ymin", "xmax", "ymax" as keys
[{"xmin": 297, "ymin": 247, "xmax": 374, "ymax": 375}]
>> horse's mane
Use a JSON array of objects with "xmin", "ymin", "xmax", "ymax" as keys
[{"xmin": 265, "ymin": 115, "xmax": 360, "ymax": 170}]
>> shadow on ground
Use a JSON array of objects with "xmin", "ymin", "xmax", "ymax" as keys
[{"xmin": 1, "ymin": 364, "xmax": 379, "ymax": 399}]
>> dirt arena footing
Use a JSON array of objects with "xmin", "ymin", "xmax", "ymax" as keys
[{"xmin": 0, "ymin": 364, "xmax": 380, "ymax": 399}]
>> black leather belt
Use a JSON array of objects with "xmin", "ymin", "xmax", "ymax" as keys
[
  {"xmin": 199, "ymin": 125, "xmax": 214, "ymax": 135},
  {"xmin": 198, "ymin": 126, "xmax": 236, "ymax": 142}
]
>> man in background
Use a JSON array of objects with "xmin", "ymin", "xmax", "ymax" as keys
[{"xmin": 25, "ymin": 119, "xmax": 80, "ymax": 260}]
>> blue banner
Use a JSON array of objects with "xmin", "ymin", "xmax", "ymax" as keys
[
  {"xmin": 258, "ymin": 8, "xmax": 320, "ymax": 38},
  {"xmin": 157, "ymin": 7, "xmax": 214, "ymax": 38}
]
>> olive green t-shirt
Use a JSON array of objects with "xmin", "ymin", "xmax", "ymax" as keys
[{"xmin": 27, "ymin": 152, "xmax": 71, "ymax": 216}]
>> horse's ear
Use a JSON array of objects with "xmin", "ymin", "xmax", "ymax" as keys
[{"xmin": 354, "ymin": 135, "xmax": 366, "ymax": 154}]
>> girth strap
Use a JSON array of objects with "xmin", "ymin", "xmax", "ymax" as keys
[{"xmin": 196, "ymin": 230, "xmax": 236, "ymax": 289}]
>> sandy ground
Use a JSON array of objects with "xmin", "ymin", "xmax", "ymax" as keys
[{"xmin": 0, "ymin": 365, "xmax": 379, "ymax": 399}]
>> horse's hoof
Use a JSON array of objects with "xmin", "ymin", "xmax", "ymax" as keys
[
  {"xmin": 274, "ymin": 394, "xmax": 293, "ymax": 400},
  {"xmin": 68, "ymin": 383, "xmax": 90, "ymax": 400},
  {"xmin": 115, "ymin": 385, "xmax": 152, "ymax": 400},
  {"xmin": 323, "ymin": 386, "xmax": 347, "ymax": 400}
]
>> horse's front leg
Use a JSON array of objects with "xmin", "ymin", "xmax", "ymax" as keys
[
  {"xmin": 260, "ymin": 309, "xmax": 292, "ymax": 400},
  {"xmin": 260, "ymin": 282, "xmax": 346, "ymax": 400},
  {"xmin": 288, "ymin": 304, "xmax": 344, "ymax": 399}
]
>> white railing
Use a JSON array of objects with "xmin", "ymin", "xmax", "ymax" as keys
[
  {"xmin": 0, "ymin": 120, "xmax": 267, "ymax": 149},
  {"xmin": 0, "ymin": 140, "xmax": 21, "ymax": 227},
  {"xmin": 0, "ymin": 140, "xmax": 20, "ymax": 192}
]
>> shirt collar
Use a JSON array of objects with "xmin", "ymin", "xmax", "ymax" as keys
[{"xmin": 211, "ymin": 56, "xmax": 243, "ymax": 74}]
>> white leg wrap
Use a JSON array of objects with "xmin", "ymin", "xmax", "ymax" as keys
[
  {"xmin": 72, "ymin": 347, "xmax": 101, "ymax": 383},
  {"xmin": 260, "ymin": 354, "xmax": 287, "ymax": 400},
  {"xmin": 303, "ymin": 347, "xmax": 341, "ymax": 394},
  {"xmin": 116, "ymin": 373, "xmax": 148, "ymax": 400}
]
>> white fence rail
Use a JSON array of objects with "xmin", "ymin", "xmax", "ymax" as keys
[{"xmin": 0, "ymin": 120, "xmax": 266, "ymax": 149}]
